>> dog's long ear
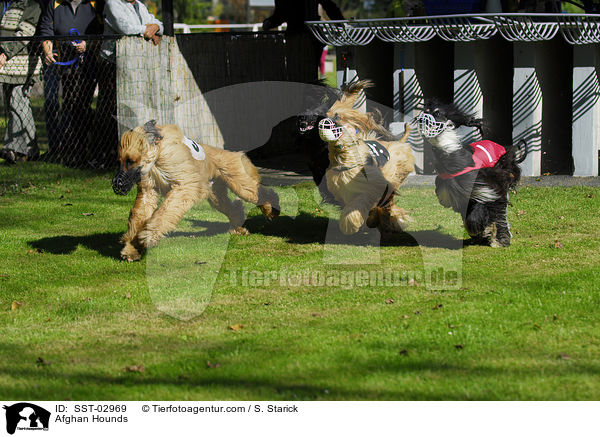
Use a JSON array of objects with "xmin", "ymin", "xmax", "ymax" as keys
[{"xmin": 143, "ymin": 120, "xmax": 163, "ymax": 146}]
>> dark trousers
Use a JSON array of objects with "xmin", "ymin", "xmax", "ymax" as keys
[
  {"xmin": 57, "ymin": 55, "xmax": 97, "ymax": 164},
  {"xmin": 93, "ymin": 57, "xmax": 118, "ymax": 166}
]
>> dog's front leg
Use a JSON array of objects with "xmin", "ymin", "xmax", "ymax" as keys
[
  {"xmin": 339, "ymin": 190, "xmax": 385, "ymax": 235},
  {"xmin": 121, "ymin": 187, "xmax": 160, "ymax": 261},
  {"xmin": 137, "ymin": 184, "xmax": 205, "ymax": 249}
]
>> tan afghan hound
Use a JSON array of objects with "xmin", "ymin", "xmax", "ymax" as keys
[
  {"xmin": 318, "ymin": 80, "xmax": 415, "ymax": 235},
  {"xmin": 112, "ymin": 120, "xmax": 280, "ymax": 261}
]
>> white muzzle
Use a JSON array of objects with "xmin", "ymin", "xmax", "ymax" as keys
[
  {"xmin": 415, "ymin": 112, "xmax": 454, "ymax": 138},
  {"xmin": 318, "ymin": 118, "xmax": 345, "ymax": 142}
]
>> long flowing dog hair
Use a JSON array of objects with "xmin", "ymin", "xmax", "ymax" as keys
[
  {"xmin": 319, "ymin": 80, "xmax": 415, "ymax": 235},
  {"xmin": 420, "ymin": 99, "xmax": 526, "ymax": 246},
  {"xmin": 113, "ymin": 121, "xmax": 280, "ymax": 261}
]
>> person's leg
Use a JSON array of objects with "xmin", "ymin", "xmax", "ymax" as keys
[
  {"xmin": 93, "ymin": 58, "xmax": 117, "ymax": 167},
  {"xmin": 42, "ymin": 63, "xmax": 60, "ymax": 157},
  {"xmin": 2, "ymin": 82, "xmax": 38, "ymax": 160}
]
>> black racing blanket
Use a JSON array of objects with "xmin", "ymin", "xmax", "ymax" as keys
[{"xmin": 364, "ymin": 140, "xmax": 390, "ymax": 167}]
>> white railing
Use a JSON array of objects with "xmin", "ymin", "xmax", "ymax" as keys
[
  {"xmin": 306, "ymin": 13, "xmax": 600, "ymax": 45},
  {"xmin": 174, "ymin": 23, "xmax": 286, "ymax": 33}
]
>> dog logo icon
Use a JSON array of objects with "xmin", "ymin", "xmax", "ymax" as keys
[{"xmin": 3, "ymin": 403, "xmax": 50, "ymax": 435}]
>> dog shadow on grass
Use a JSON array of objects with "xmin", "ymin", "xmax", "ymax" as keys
[
  {"xmin": 242, "ymin": 212, "xmax": 463, "ymax": 249},
  {"xmin": 29, "ymin": 232, "xmax": 123, "ymax": 260}
]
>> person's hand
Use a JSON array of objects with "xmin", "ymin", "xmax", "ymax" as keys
[
  {"xmin": 42, "ymin": 41, "xmax": 56, "ymax": 65},
  {"xmin": 150, "ymin": 34, "xmax": 160, "ymax": 46},
  {"xmin": 144, "ymin": 23, "xmax": 159, "ymax": 40},
  {"xmin": 0, "ymin": 53, "xmax": 7, "ymax": 69},
  {"xmin": 74, "ymin": 40, "xmax": 86, "ymax": 54}
]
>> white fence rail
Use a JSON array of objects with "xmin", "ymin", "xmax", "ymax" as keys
[{"xmin": 306, "ymin": 13, "xmax": 600, "ymax": 45}]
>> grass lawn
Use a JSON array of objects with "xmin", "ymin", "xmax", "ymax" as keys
[{"xmin": 1, "ymin": 163, "xmax": 599, "ymax": 400}]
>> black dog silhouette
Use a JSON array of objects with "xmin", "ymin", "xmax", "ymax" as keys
[{"xmin": 3, "ymin": 403, "xmax": 50, "ymax": 435}]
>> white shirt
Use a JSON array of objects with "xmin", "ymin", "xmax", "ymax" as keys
[{"xmin": 101, "ymin": 0, "xmax": 164, "ymax": 60}]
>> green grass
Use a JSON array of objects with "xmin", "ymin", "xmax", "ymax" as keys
[{"xmin": 1, "ymin": 163, "xmax": 600, "ymax": 400}]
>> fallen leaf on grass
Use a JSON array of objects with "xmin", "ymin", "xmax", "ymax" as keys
[
  {"xmin": 552, "ymin": 314, "xmax": 561, "ymax": 321},
  {"xmin": 558, "ymin": 353, "xmax": 570, "ymax": 360},
  {"xmin": 454, "ymin": 344, "xmax": 464, "ymax": 350},
  {"xmin": 311, "ymin": 313, "xmax": 322, "ymax": 317},
  {"xmin": 517, "ymin": 209, "xmax": 526, "ymax": 216},
  {"xmin": 385, "ymin": 298, "xmax": 394, "ymax": 304},
  {"xmin": 399, "ymin": 349, "xmax": 408, "ymax": 356},
  {"xmin": 28, "ymin": 248, "xmax": 42, "ymax": 254},
  {"xmin": 11, "ymin": 301, "xmax": 22, "ymax": 311},
  {"xmin": 193, "ymin": 260, "xmax": 207, "ymax": 265},
  {"xmin": 533, "ymin": 323, "xmax": 542, "ymax": 330},
  {"xmin": 82, "ymin": 213, "xmax": 94, "ymax": 216},
  {"xmin": 63, "ymin": 203, "xmax": 73, "ymax": 207},
  {"xmin": 408, "ymin": 278, "xmax": 419, "ymax": 286},
  {"xmin": 125, "ymin": 365, "xmax": 145, "ymax": 373},
  {"xmin": 206, "ymin": 361, "xmax": 221, "ymax": 368},
  {"xmin": 401, "ymin": 314, "xmax": 409, "ymax": 319},
  {"xmin": 432, "ymin": 303, "xmax": 443, "ymax": 310},
  {"xmin": 228, "ymin": 324, "xmax": 244, "ymax": 331},
  {"xmin": 553, "ymin": 240, "xmax": 564, "ymax": 249},
  {"xmin": 414, "ymin": 310, "xmax": 422, "ymax": 315},
  {"xmin": 124, "ymin": 292, "xmax": 131, "ymax": 299}
]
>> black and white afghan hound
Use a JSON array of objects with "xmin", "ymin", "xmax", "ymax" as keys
[{"xmin": 415, "ymin": 99, "xmax": 527, "ymax": 247}]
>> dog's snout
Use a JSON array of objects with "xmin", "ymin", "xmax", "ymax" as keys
[{"xmin": 112, "ymin": 168, "xmax": 140, "ymax": 196}]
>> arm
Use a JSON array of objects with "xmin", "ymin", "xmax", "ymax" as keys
[
  {"xmin": 0, "ymin": 1, "xmax": 42, "ymax": 61},
  {"xmin": 138, "ymin": 1, "xmax": 163, "ymax": 35},
  {"xmin": 38, "ymin": 0, "xmax": 56, "ymax": 64},
  {"xmin": 37, "ymin": 0, "xmax": 55, "ymax": 37},
  {"xmin": 104, "ymin": 0, "xmax": 146, "ymax": 36}
]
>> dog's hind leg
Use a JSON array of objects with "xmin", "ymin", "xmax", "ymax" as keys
[
  {"xmin": 121, "ymin": 188, "xmax": 160, "ymax": 261},
  {"xmin": 138, "ymin": 184, "xmax": 207, "ymax": 248},
  {"xmin": 208, "ymin": 178, "xmax": 249, "ymax": 235},
  {"xmin": 219, "ymin": 154, "xmax": 280, "ymax": 220}
]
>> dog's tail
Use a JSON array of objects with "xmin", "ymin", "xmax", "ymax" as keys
[{"xmin": 514, "ymin": 139, "xmax": 528, "ymax": 164}]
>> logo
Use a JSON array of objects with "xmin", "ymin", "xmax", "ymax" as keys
[{"xmin": 3, "ymin": 403, "xmax": 50, "ymax": 435}]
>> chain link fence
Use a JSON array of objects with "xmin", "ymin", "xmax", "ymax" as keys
[
  {"xmin": 0, "ymin": 35, "xmax": 119, "ymax": 169},
  {"xmin": 0, "ymin": 32, "xmax": 318, "ymax": 170}
]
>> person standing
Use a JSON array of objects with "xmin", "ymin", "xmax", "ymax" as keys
[
  {"xmin": 0, "ymin": 0, "xmax": 43, "ymax": 164},
  {"xmin": 38, "ymin": 0, "xmax": 103, "ymax": 166},
  {"xmin": 92, "ymin": 0, "xmax": 162, "ymax": 168}
]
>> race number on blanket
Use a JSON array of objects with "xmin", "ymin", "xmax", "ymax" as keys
[{"xmin": 183, "ymin": 136, "xmax": 206, "ymax": 161}]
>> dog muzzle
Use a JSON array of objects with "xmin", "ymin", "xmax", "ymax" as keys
[
  {"xmin": 112, "ymin": 167, "xmax": 141, "ymax": 195},
  {"xmin": 415, "ymin": 113, "xmax": 454, "ymax": 138},
  {"xmin": 318, "ymin": 118, "xmax": 345, "ymax": 142}
]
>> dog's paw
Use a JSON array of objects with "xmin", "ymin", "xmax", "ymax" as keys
[
  {"xmin": 259, "ymin": 203, "xmax": 280, "ymax": 220},
  {"xmin": 229, "ymin": 226, "xmax": 250, "ymax": 236},
  {"xmin": 339, "ymin": 210, "xmax": 364, "ymax": 235},
  {"xmin": 121, "ymin": 243, "xmax": 142, "ymax": 262}
]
